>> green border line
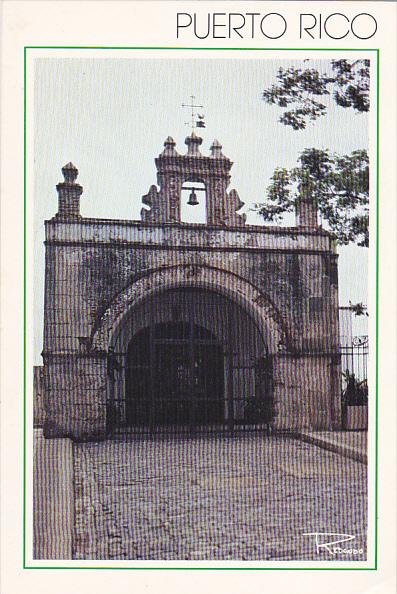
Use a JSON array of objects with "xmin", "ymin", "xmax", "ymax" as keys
[{"xmin": 24, "ymin": 46, "xmax": 379, "ymax": 571}]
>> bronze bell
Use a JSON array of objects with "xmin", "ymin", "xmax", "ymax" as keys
[{"xmin": 187, "ymin": 188, "xmax": 199, "ymax": 206}]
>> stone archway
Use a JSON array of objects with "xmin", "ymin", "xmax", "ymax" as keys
[
  {"xmin": 91, "ymin": 264, "xmax": 290, "ymax": 354},
  {"xmin": 90, "ymin": 265, "xmax": 289, "ymax": 431}
]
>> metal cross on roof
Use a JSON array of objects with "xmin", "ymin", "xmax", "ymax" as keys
[{"xmin": 182, "ymin": 95, "xmax": 206, "ymax": 131}]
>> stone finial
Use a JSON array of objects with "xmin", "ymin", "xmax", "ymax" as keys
[
  {"xmin": 160, "ymin": 137, "xmax": 178, "ymax": 157},
  {"xmin": 185, "ymin": 131, "xmax": 203, "ymax": 157},
  {"xmin": 56, "ymin": 162, "xmax": 83, "ymax": 220},
  {"xmin": 210, "ymin": 139, "xmax": 224, "ymax": 159},
  {"xmin": 61, "ymin": 162, "xmax": 79, "ymax": 183}
]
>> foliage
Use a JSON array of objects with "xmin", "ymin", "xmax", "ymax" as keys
[
  {"xmin": 263, "ymin": 59, "xmax": 370, "ymax": 130},
  {"xmin": 342, "ymin": 371, "xmax": 368, "ymax": 406},
  {"xmin": 254, "ymin": 147, "xmax": 369, "ymax": 246},
  {"xmin": 349, "ymin": 301, "xmax": 369, "ymax": 317}
]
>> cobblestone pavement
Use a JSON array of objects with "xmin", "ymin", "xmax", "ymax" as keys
[{"xmin": 73, "ymin": 434, "xmax": 367, "ymax": 561}]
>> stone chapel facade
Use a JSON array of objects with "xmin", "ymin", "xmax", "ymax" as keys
[{"xmin": 41, "ymin": 132, "xmax": 341, "ymax": 440}]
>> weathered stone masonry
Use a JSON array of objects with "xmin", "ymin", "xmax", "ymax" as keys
[{"xmin": 41, "ymin": 133, "xmax": 341, "ymax": 440}]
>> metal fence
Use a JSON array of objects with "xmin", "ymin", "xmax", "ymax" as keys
[{"xmin": 340, "ymin": 335, "xmax": 368, "ymax": 387}]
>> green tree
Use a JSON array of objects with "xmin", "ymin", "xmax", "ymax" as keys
[
  {"xmin": 254, "ymin": 148, "xmax": 369, "ymax": 247},
  {"xmin": 263, "ymin": 59, "xmax": 370, "ymax": 130}
]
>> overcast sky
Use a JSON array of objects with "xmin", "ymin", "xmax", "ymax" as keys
[{"xmin": 33, "ymin": 57, "xmax": 369, "ymax": 363}]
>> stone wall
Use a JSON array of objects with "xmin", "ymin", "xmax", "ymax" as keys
[
  {"xmin": 272, "ymin": 354, "xmax": 341, "ymax": 431},
  {"xmin": 42, "ymin": 219, "xmax": 340, "ymax": 439},
  {"xmin": 43, "ymin": 355, "xmax": 107, "ymax": 440},
  {"xmin": 43, "ymin": 222, "xmax": 338, "ymax": 352}
]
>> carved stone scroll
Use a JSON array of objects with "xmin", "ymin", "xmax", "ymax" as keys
[
  {"xmin": 141, "ymin": 185, "xmax": 161, "ymax": 223},
  {"xmin": 221, "ymin": 189, "xmax": 246, "ymax": 227}
]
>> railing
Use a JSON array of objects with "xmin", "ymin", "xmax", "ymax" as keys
[
  {"xmin": 340, "ymin": 335, "xmax": 368, "ymax": 430},
  {"xmin": 340, "ymin": 335, "xmax": 368, "ymax": 390}
]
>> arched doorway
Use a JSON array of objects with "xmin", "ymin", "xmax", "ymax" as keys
[
  {"xmin": 126, "ymin": 321, "xmax": 224, "ymax": 426},
  {"xmin": 109, "ymin": 286, "xmax": 275, "ymax": 431}
]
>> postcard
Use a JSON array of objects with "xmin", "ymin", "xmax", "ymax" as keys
[{"xmin": 1, "ymin": 2, "xmax": 396, "ymax": 593}]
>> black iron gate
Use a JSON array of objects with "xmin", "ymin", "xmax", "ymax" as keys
[
  {"xmin": 108, "ymin": 319, "xmax": 273, "ymax": 435},
  {"xmin": 126, "ymin": 321, "xmax": 225, "ymax": 427},
  {"xmin": 340, "ymin": 336, "xmax": 368, "ymax": 426}
]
